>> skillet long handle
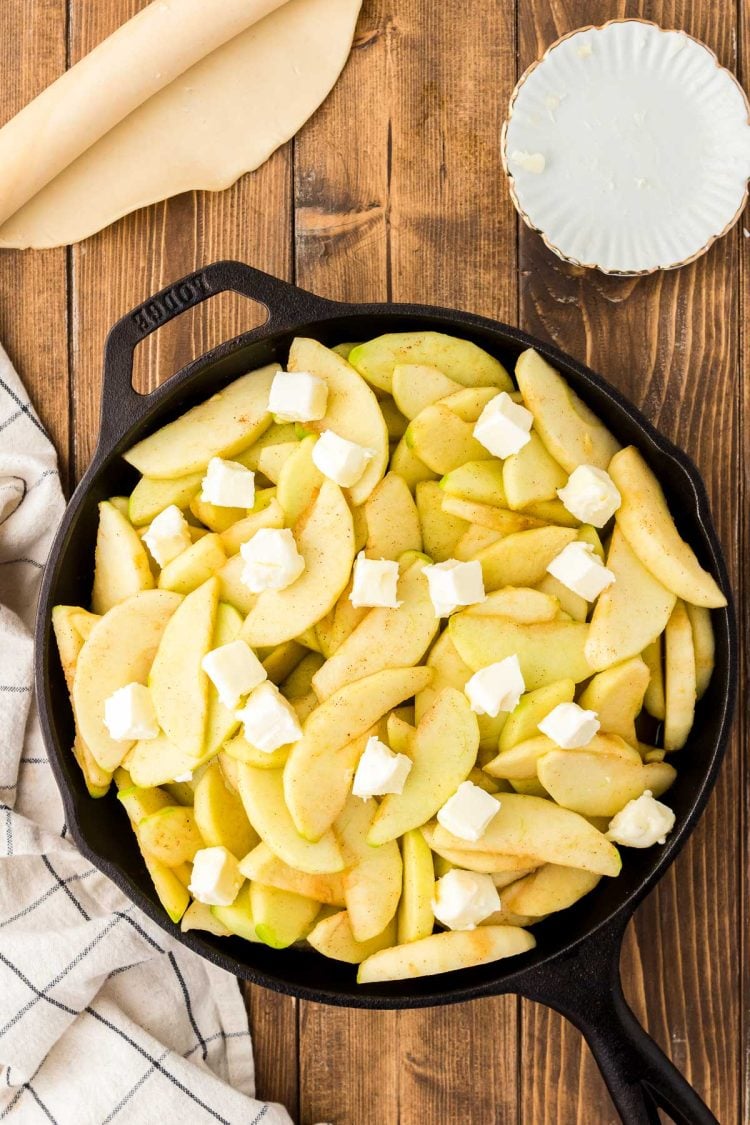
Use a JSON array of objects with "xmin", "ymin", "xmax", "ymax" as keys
[
  {"xmin": 98, "ymin": 260, "xmax": 337, "ymax": 446},
  {"xmin": 516, "ymin": 918, "xmax": 718, "ymax": 1125}
]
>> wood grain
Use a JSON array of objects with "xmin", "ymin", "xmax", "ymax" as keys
[
  {"xmin": 516, "ymin": 3, "xmax": 743, "ymax": 1123},
  {"xmin": 1, "ymin": 0, "xmax": 743, "ymax": 1120}
]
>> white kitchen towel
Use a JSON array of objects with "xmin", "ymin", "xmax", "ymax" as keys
[{"xmin": 0, "ymin": 347, "xmax": 293, "ymax": 1125}]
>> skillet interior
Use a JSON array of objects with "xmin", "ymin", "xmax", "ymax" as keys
[{"xmin": 37, "ymin": 303, "xmax": 735, "ymax": 1008}]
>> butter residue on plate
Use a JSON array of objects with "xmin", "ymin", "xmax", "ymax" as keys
[{"xmin": 502, "ymin": 20, "xmax": 750, "ymax": 274}]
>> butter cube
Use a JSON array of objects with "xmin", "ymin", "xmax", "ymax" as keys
[
  {"xmin": 240, "ymin": 527, "xmax": 305, "ymax": 593},
  {"xmin": 201, "ymin": 457, "xmax": 256, "ymax": 509},
  {"xmin": 143, "ymin": 504, "xmax": 192, "ymax": 567},
  {"xmin": 311, "ymin": 430, "xmax": 375, "ymax": 488},
  {"xmin": 557, "ymin": 465, "xmax": 621, "ymax": 527},
  {"xmin": 268, "ymin": 370, "xmax": 328, "ymax": 423},
  {"xmin": 201, "ymin": 639, "xmax": 267, "ymax": 709},
  {"xmin": 349, "ymin": 553, "xmax": 401, "ymax": 609},
  {"xmin": 606, "ymin": 790, "xmax": 676, "ymax": 848},
  {"xmin": 538, "ymin": 701, "xmax": 600, "ymax": 748},
  {"xmin": 235, "ymin": 681, "xmax": 302, "ymax": 753},
  {"xmin": 465, "ymin": 655, "xmax": 525, "ymax": 717},
  {"xmin": 352, "ymin": 736, "xmax": 412, "ymax": 799},
  {"xmin": 546, "ymin": 541, "xmax": 615, "ymax": 601},
  {"xmin": 188, "ymin": 846, "xmax": 243, "ymax": 907},
  {"xmin": 432, "ymin": 869, "xmax": 501, "ymax": 931},
  {"xmin": 103, "ymin": 682, "xmax": 159, "ymax": 742},
  {"xmin": 473, "ymin": 392, "xmax": 533, "ymax": 458},
  {"xmin": 424, "ymin": 559, "xmax": 485, "ymax": 617},
  {"xmin": 437, "ymin": 781, "xmax": 501, "ymax": 842}
]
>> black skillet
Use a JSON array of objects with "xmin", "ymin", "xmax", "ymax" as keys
[{"xmin": 35, "ymin": 260, "xmax": 737, "ymax": 1125}]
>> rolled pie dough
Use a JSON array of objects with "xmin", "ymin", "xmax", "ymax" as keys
[{"xmin": 0, "ymin": 0, "xmax": 362, "ymax": 248}]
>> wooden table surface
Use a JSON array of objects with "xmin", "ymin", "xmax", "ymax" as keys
[{"xmin": 2, "ymin": 1, "xmax": 746, "ymax": 1121}]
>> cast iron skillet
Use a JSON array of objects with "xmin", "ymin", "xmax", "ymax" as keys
[{"xmin": 36, "ymin": 260, "xmax": 736, "ymax": 1125}]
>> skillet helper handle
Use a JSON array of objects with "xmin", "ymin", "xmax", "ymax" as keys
[
  {"xmin": 99, "ymin": 260, "xmax": 336, "ymax": 445},
  {"xmin": 517, "ymin": 918, "xmax": 718, "ymax": 1125}
]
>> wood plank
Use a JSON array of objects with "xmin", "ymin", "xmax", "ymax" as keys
[
  {"xmin": 67, "ymin": 0, "xmax": 296, "ymax": 1105},
  {"xmin": 515, "ymin": 3, "xmax": 743, "ymax": 1123},
  {"xmin": 0, "ymin": 1, "xmax": 69, "ymax": 486},
  {"xmin": 295, "ymin": 2, "xmax": 520, "ymax": 1122}
]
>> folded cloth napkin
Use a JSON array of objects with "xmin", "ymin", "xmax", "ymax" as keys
[{"xmin": 0, "ymin": 346, "xmax": 292, "ymax": 1125}]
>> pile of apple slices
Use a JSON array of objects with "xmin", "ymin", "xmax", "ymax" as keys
[{"xmin": 53, "ymin": 332, "xmax": 725, "ymax": 984}]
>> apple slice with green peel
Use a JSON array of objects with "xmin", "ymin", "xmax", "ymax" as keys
[
  {"xmin": 124, "ymin": 365, "xmax": 277, "ymax": 479},
  {"xmin": 91, "ymin": 501, "xmax": 155, "ymax": 614},
  {"xmin": 414, "ymin": 631, "xmax": 505, "ymax": 751},
  {"xmin": 364, "ymin": 472, "xmax": 422, "ymax": 560},
  {"xmin": 368, "ymin": 689, "xmax": 479, "ymax": 846},
  {"xmin": 392, "ymin": 363, "xmax": 465, "ymax": 418},
  {"xmin": 686, "ymin": 603, "xmax": 715, "ymax": 699},
  {"xmin": 73, "ymin": 589, "xmax": 182, "ymax": 772},
  {"xmin": 250, "ymin": 883, "xmax": 321, "ymax": 949},
  {"xmin": 240, "ymin": 480, "xmax": 355, "ymax": 648},
  {"xmin": 664, "ymin": 600, "xmax": 697, "ymax": 751},
  {"xmin": 180, "ymin": 901, "xmax": 232, "ymax": 936},
  {"xmin": 432, "ymin": 793, "xmax": 622, "ymax": 877},
  {"xmin": 514, "ymin": 349, "xmax": 621, "ymax": 473},
  {"xmin": 348, "ymin": 331, "xmax": 512, "ymax": 395},
  {"xmin": 129, "ymin": 472, "xmax": 203, "ymax": 527},
  {"xmin": 579, "ymin": 657, "xmax": 651, "ymax": 746},
  {"xmin": 464, "ymin": 587, "xmax": 559, "ymax": 624},
  {"xmin": 357, "ymin": 925, "xmax": 535, "ymax": 984},
  {"xmin": 497, "ymin": 679, "xmax": 576, "ymax": 753},
  {"xmin": 137, "ymin": 805, "xmax": 203, "ymax": 866},
  {"xmin": 311, "ymin": 558, "xmax": 439, "ymax": 700},
  {"xmin": 193, "ymin": 761, "xmax": 257, "ymax": 858},
  {"xmin": 141, "ymin": 851, "xmax": 190, "ymax": 924},
  {"xmin": 585, "ymin": 526, "xmax": 676, "ymax": 672},
  {"xmin": 449, "ymin": 613, "xmax": 592, "ymax": 690},
  {"xmin": 117, "ymin": 783, "xmax": 173, "ymax": 825},
  {"xmin": 440, "ymin": 460, "xmax": 508, "ymax": 507},
  {"xmin": 608, "ymin": 446, "xmax": 726, "ymax": 608},
  {"xmin": 474, "ymin": 525, "xmax": 577, "ymax": 591},
  {"xmin": 211, "ymin": 882, "xmax": 259, "ymax": 942},
  {"xmin": 503, "ymin": 432, "xmax": 568, "ymax": 510},
  {"xmin": 440, "ymin": 386, "xmax": 499, "ymax": 423},
  {"xmin": 537, "ymin": 749, "xmax": 650, "ymax": 818},
  {"xmin": 406, "ymin": 404, "xmax": 493, "ymax": 475},
  {"xmin": 397, "ymin": 828, "xmax": 435, "ymax": 944},
  {"xmin": 71, "ymin": 736, "xmax": 112, "ymax": 799},
  {"xmin": 642, "ymin": 637, "xmax": 666, "ymax": 720},
  {"xmin": 308, "ymin": 911, "xmax": 397, "ymax": 964},
  {"xmin": 389, "ymin": 435, "xmax": 438, "ymax": 492},
  {"xmin": 335, "ymin": 797, "xmax": 403, "ymax": 942},
  {"xmin": 276, "ymin": 434, "xmax": 324, "ymax": 524},
  {"xmin": 416, "ymin": 481, "xmax": 468, "ymax": 562},
  {"xmin": 157, "ymin": 532, "xmax": 226, "ymax": 595},
  {"xmin": 235, "ymin": 422, "xmax": 298, "ymax": 470},
  {"xmin": 239, "ymin": 843, "xmax": 346, "ymax": 905},
  {"xmin": 441, "ymin": 496, "xmax": 544, "ymax": 535},
  {"xmin": 501, "ymin": 865, "xmax": 601, "ymax": 918},
  {"xmin": 150, "ymin": 577, "xmax": 218, "ymax": 759},
  {"xmin": 220, "ymin": 498, "xmax": 285, "ymax": 556},
  {"xmin": 237, "ymin": 764, "xmax": 344, "ymax": 875},
  {"xmin": 287, "ymin": 337, "xmax": 389, "ymax": 506},
  {"xmin": 203, "ymin": 602, "xmax": 244, "ymax": 757},
  {"xmin": 284, "ymin": 666, "xmax": 432, "ymax": 841}
]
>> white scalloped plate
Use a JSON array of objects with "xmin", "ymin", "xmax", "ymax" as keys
[{"xmin": 502, "ymin": 20, "xmax": 750, "ymax": 274}]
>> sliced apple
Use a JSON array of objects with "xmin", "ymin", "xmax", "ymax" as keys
[
  {"xmin": 235, "ymin": 421, "xmax": 298, "ymax": 471},
  {"xmin": 150, "ymin": 577, "xmax": 218, "ymax": 759},
  {"xmin": 392, "ymin": 363, "xmax": 465, "ymax": 418},
  {"xmin": 453, "ymin": 524, "xmax": 504, "ymax": 562},
  {"xmin": 180, "ymin": 901, "xmax": 232, "ymax": 936},
  {"xmin": 514, "ymin": 349, "xmax": 620, "ymax": 472},
  {"xmin": 663, "ymin": 600, "xmax": 697, "ymax": 751},
  {"xmin": 414, "ymin": 631, "xmax": 505, "ymax": 750},
  {"xmin": 441, "ymin": 496, "xmax": 544, "ymax": 536},
  {"xmin": 349, "ymin": 331, "xmax": 512, "ymax": 394},
  {"xmin": 389, "ymin": 435, "xmax": 438, "ymax": 491},
  {"xmin": 223, "ymin": 731, "xmax": 290, "ymax": 771},
  {"xmin": 124, "ymin": 365, "xmax": 277, "ymax": 479},
  {"xmin": 220, "ymin": 497, "xmax": 285, "ymax": 556},
  {"xmin": 475, "ymin": 526, "xmax": 577, "ymax": 591},
  {"xmin": 250, "ymin": 883, "xmax": 321, "ymax": 949},
  {"xmin": 126, "ymin": 733, "xmax": 195, "ymax": 789},
  {"xmin": 314, "ymin": 581, "xmax": 369, "ymax": 658},
  {"xmin": 368, "ymin": 689, "xmax": 479, "ymax": 846},
  {"xmin": 397, "ymin": 828, "xmax": 435, "ymax": 944},
  {"xmin": 137, "ymin": 805, "xmax": 203, "ymax": 866},
  {"xmin": 216, "ymin": 554, "xmax": 257, "ymax": 617},
  {"xmin": 211, "ymin": 882, "xmax": 259, "ymax": 942},
  {"xmin": 464, "ymin": 586, "xmax": 559, "ymax": 624},
  {"xmin": 497, "ymin": 679, "xmax": 576, "ymax": 753},
  {"xmin": 239, "ymin": 842, "xmax": 346, "ymax": 905},
  {"xmin": 141, "ymin": 850, "xmax": 190, "ymax": 924},
  {"xmin": 642, "ymin": 637, "xmax": 666, "ymax": 720},
  {"xmin": 440, "ymin": 386, "xmax": 499, "ymax": 423},
  {"xmin": 364, "ymin": 471, "xmax": 422, "ymax": 560},
  {"xmin": 357, "ymin": 925, "xmax": 535, "ymax": 983},
  {"xmin": 287, "ymin": 337, "xmax": 388, "ymax": 505},
  {"xmin": 284, "ymin": 666, "xmax": 432, "ymax": 841},
  {"xmin": 73, "ymin": 590, "xmax": 181, "ymax": 771},
  {"xmin": 537, "ymin": 573, "xmax": 587, "ymax": 622},
  {"xmin": 440, "ymin": 460, "xmax": 508, "ymax": 507},
  {"xmin": 312, "ymin": 557, "xmax": 439, "ymax": 700},
  {"xmin": 686, "ymin": 603, "xmax": 715, "ymax": 699},
  {"xmin": 189, "ymin": 494, "xmax": 246, "ymax": 534},
  {"xmin": 128, "ymin": 472, "xmax": 203, "ymax": 527},
  {"xmin": 157, "ymin": 532, "xmax": 226, "ymax": 595},
  {"xmin": 335, "ymin": 797, "xmax": 403, "ymax": 942},
  {"xmin": 537, "ymin": 749, "xmax": 650, "ymax": 818},
  {"xmin": 449, "ymin": 613, "xmax": 592, "ymax": 690},
  {"xmin": 585, "ymin": 526, "xmax": 676, "ymax": 671},
  {"xmin": 91, "ymin": 500, "xmax": 155, "ymax": 614},
  {"xmin": 524, "ymin": 498, "xmax": 580, "ymax": 528},
  {"xmin": 416, "ymin": 481, "xmax": 468, "ymax": 561},
  {"xmin": 406, "ymin": 403, "xmax": 493, "ymax": 475},
  {"xmin": 386, "ymin": 712, "xmax": 416, "ymax": 756},
  {"xmin": 275, "ymin": 434, "xmax": 324, "ymax": 524},
  {"xmin": 608, "ymin": 446, "xmax": 726, "ymax": 608},
  {"xmin": 240, "ymin": 480, "xmax": 355, "ymax": 647},
  {"xmin": 578, "ymin": 657, "xmax": 650, "ymax": 746},
  {"xmin": 237, "ymin": 764, "xmax": 343, "ymax": 874},
  {"xmin": 308, "ymin": 911, "xmax": 397, "ymax": 964},
  {"xmin": 432, "ymin": 793, "xmax": 622, "ymax": 877},
  {"xmin": 193, "ymin": 760, "xmax": 257, "ymax": 858},
  {"xmin": 500, "ymin": 865, "xmax": 601, "ymax": 917},
  {"xmin": 503, "ymin": 432, "xmax": 568, "ymax": 510}
]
